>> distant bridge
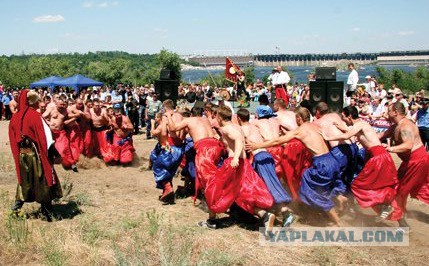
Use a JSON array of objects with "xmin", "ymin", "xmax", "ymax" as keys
[{"xmin": 184, "ymin": 50, "xmax": 429, "ymax": 67}]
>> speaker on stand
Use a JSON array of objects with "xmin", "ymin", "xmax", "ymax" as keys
[
  {"xmin": 154, "ymin": 69, "xmax": 179, "ymax": 105},
  {"xmin": 309, "ymin": 67, "xmax": 344, "ymax": 113}
]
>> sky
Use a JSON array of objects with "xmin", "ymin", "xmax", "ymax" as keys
[{"xmin": 1, "ymin": 0, "xmax": 428, "ymax": 56}]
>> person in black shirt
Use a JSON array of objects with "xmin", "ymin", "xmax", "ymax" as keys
[
  {"xmin": 126, "ymin": 96, "xmax": 140, "ymax": 135},
  {"xmin": 137, "ymin": 88, "xmax": 147, "ymax": 128}
]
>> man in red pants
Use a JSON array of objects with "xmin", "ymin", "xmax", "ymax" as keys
[
  {"xmin": 43, "ymin": 98, "xmax": 78, "ymax": 172},
  {"xmin": 380, "ymin": 102, "xmax": 429, "ymax": 227}
]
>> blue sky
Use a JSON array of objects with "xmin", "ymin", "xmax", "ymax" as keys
[{"xmin": 1, "ymin": 0, "xmax": 428, "ymax": 56}]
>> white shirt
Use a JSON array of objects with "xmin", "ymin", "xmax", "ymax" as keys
[
  {"xmin": 271, "ymin": 71, "xmax": 291, "ymax": 86},
  {"xmin": 374, "ymin": 89, "xmax": 387, "ymax": 99},
  {"xmin": 347, "ymin": 69, "xmax": 359, "ymax": 90},
  {"xmin": 370, "ymin": 104, "xmax": 384, "ymax": 117}
]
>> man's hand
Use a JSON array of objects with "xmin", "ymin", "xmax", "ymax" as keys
[
  {"xmin": 230, "ymin": 157, "xmax": 239, "ymax": 168},
  {"xmin": 245, "ymin": 142, "xmax": 257, "ymax": 151}
]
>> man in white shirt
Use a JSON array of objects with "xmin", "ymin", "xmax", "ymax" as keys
[
  {"xmin": 269, "ymin": 66, "xmax": 290, "ymax": 105},
  {"xmin": 374, "ymin": 84, "xmax": 387, "ymax": 99},
  {"xmin": 347, "ymin": 63, "xmax": 359, "ymax": 95},
  {"xmin": 369, "ymin": 97, "xmax": 384, "ymax": 119}
]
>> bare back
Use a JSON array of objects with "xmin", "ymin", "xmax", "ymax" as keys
[
  {"xmin": 253, "ymin": 118, "xmax": 280, "ymax": 140},
  {"xmin": 314, "ymin": 113, "xmax": 351, "ymax": 147},
  {"xmin": 276, "ymin": 110, "xmax": 298, "ymax": 132},
  {"xmin": 353, "ymin": 120, "xmax": 382, "ymax": 149},
  {"xmin": 241, "ymin": 123, "xmax": 266, "ymax": 154},
  {"xmin": 220, "ymin": 123, "xmax": 246, "ymax": 159},
  {"xmin": 296, "ymin": 123, "xmax": 330, "ymax": 156},
  {"xmin": 170, "ymin": 112, "xmax": 186, "ymax": 141},
  {"xmin": 186, "ymin": 117, "xmax": 215, "ymax": 143}
]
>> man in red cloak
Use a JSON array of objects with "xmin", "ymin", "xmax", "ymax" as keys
[{"xmin": 9, "ymin": 90, "xmax": 62, "ymax": 221}]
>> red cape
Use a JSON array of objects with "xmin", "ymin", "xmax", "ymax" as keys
[{"xmin": 8, "ymin": 90, "xmax": 56, "ymax": 186}]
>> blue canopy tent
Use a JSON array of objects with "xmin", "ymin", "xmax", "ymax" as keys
[
  {"xmin": 29, "ymin": 76, "xmax": 64, "ymax": 91},
  {"xmin": 54, "ymin": 74, "xmax": 103, "ymax": 93}
]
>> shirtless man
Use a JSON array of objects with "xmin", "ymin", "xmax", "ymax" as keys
[
  {"xmin": 273, "ymin": 98, "xmax": 312, "ymax": 200},
  {"xmin": 247, "ymin": 107, "xmax": 342, "ymax": 226},
  {"xmin": 37, "ymin": 101, "xmax": 47, "ymax": 114},
  {"xmin": 9, "ymin": 90, "xmax": 19, "ymax": 114},
  {"xmin": 149, "ymin": 100, "xmax": 186, "ymax": 203},
  {"xmin": 68, "ymin": 99, "xmax": 92, "ymax": 157},
  {"xmin": 214, "ymin": 106, "xmax": 275, "ymax": 234},
  {"xmin": 43, "ymin": 98, "xmax": 78, "ymax": 172},
  {"xmin": 166, "ymin": 106, "xmax": 225, "ymax": 228},
  {"xmin": 238, "ymin": 108, "xmax": 294, "ymax": 227},
  {"xmin": 204, "ymin": 103, "xmax": 221, "ymax": 132},
  {"xmin": 47, "ymin": 93, "xmax": 60, "ymax": 110},
  {"xmin": 90, "ymin": 99, "xmax": 110, "ymax": 158},
  {"xmin": 150, "ymin": 113, "xmax": 178, "ymax": 203},
  {"xmin": 314, "ymin": 102, "xmax": 355, "ymax": 209},
  {"xmin": 273, "ymin": 98, "xmax": 297, "ymax": 132},
  {"xmin": 104, "ymin": 108, "xmax": 135, "ymax": 165},
  {"xmin": 322, "ymin": 106, "xmax": 398, "ymax": 220},
  {"xmin": 380, "ymin": 102, "xmax": 429, "ymax": 227},
  {"xmin": 253, "ymin": 97, "xmax": 285, "ymax": 180}
]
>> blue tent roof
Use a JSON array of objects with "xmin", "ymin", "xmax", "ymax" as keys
[
  {"xmin": 29, "ymin": 76, "xmax": 64, "ymax": 90},
  {"xmin": 54, "ymin": 74, "xmax": 103, "ymax": 92}
]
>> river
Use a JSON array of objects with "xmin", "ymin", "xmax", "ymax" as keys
[{"xmin": 182, "ymin": 65, "xmax": 420, "ymax": 84}]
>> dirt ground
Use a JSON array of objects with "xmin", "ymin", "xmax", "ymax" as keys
[{"xmin": 0, "ymin": 120, "xmax": 428, "ymax": 265}]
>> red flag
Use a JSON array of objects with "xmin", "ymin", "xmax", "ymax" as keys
[{"xmin": 225, "ymin": 57, "xmax": 242, "ymax": 83}]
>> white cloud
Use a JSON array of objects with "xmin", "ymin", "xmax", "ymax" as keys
[
  {"xmin": 398, "ymin": 31, "xmax": 415, "ymax": 36},
  {"xmin": 82, "ymin": 2, "xmax": 93, "ymax": 8},
  {"xmin": 352, "ymin": 27, "xmax": 360, "ymax": 32},
  {"xmin": 98, "ymin": 2, "xmax": 108, "ymax": 8},
  {"xmin": 82, "ymin": 1, "xmax": 119, "ymax": 8},
  {"xmin": 33, "ymin": 15, "xmax": 65, "ymax": 23}
]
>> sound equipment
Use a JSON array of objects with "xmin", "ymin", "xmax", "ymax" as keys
[
  {"xmin": 310, "ymin": 81, "xmax": 344, "ymax": 113},
  {"xmin": 309, "ymin": 81, "xmax": 327, "ymax": 113},
  {"xmin": 155, "ymin": 80, "xmax": 179, "ymax": 103},
  {"xmin": 315, "ymin": 67, "xmax": 336, "ymax": 81},
  {"xmin": 160, "ymin": 69, "xmax": 177, "ymax": 80},
  {"xmin": 326, "ymin": 81, "xmax": 344, "ymax": 113}
]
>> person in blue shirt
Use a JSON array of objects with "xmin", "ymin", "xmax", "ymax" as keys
[
  {"xmin": 1, "ymin": 90, "xmax": 13, "ymax": 120},
  {"xmin": 417, "ymin": 98, "xmax": 429, "ymax": 150}
]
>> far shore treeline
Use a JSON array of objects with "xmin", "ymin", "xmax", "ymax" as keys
[{"xmin": 1, "ymin": 50, "xmax": 428, "ymax": 94}]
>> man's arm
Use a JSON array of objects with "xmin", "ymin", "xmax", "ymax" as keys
[
  {"xmin": 378, "ymin": 124, "xmax": 394, "ymax": 140},
  {"xmin": 323, "ymin": 123, "xmax": 363, "ymax": 141},
  {"xmin": 223, "ymin": 127, "xmax": 243, "ymax": 168},
  {"xmin": 121, "ymin": 116, "xmax": 134, "ymax": 131},
  {"xmin": 150, "ymin": 120, "xmax": 162, "ymax": 137},
  {"xmin": 165, "ymin": 113, "xmax": 188, "ymax": 132},
  {"xmin": 387, "ymin": 127, "xmax": 414, "ymax": 153},
  {"xmin": 42, "ymin": 108, "xmax": 51, "ymax": 120},
  {"xmin": 247, "ymin": 130, "xmax": 298, "ymax": 150}
]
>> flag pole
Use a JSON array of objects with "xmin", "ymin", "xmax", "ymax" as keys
[{"xmin": 203, "ymin": 62, "xmax": 218, "ymax": 87}]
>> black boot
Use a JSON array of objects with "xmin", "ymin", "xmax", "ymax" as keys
[
  {"xmin": 41, "ymin": 202, "xmax": 54, "ymax": 222},
  {"xmin": 10, "ymin": 200, "xmax": 24, "ymax": 217}
]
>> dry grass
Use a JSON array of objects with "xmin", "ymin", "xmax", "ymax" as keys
[{"xmin": 0, "ymin": 120, "xmax": 429, "ymax": 265}]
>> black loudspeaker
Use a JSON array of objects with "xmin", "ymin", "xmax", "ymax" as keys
[
  {"xmin": 160, "ymin": 69, "xmax": 177, "ymax": 80},
  {"xmin": 155, "ymin": 80, "xmax": 179, "ymax": 104},
  {"xmin": 310, "ymin": 81, "xmax": 327, "ymax": 113},
  {"xmin": 316, "ymin": 67, "xmax": 336, "ymax": 81},
  {"xmin": 326, "ymin": 81, "xmax": 344, "ymax": 113}
]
